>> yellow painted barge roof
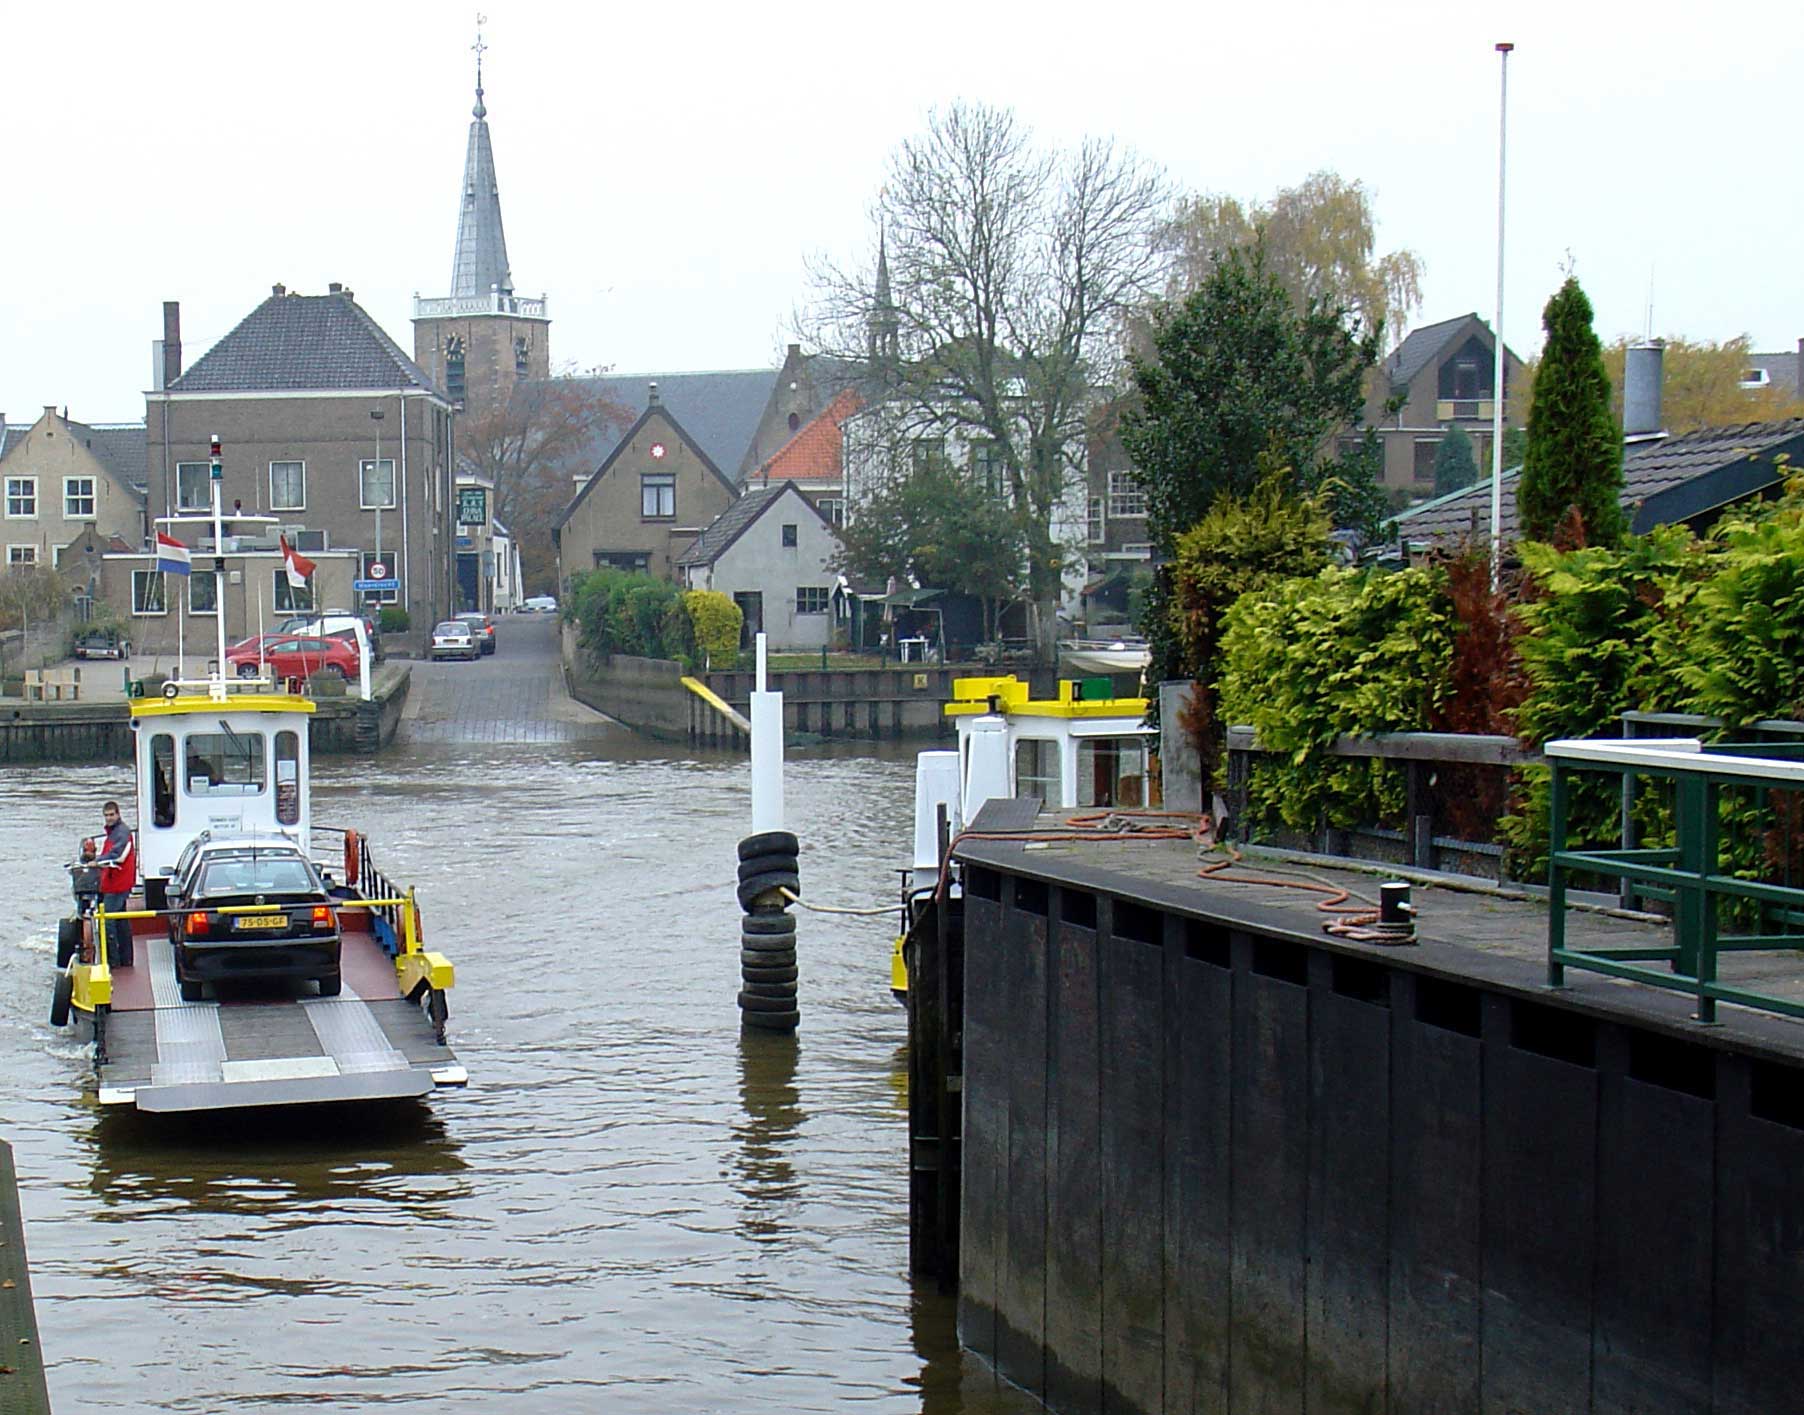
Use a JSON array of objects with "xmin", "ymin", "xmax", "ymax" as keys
[
  {"xmin": 129, "ymin": 691, "xmax": 317, "ymax": 719},
  {"xmin": 943, "ymin": 675, "xmax": 1147, "ymax": 721}
]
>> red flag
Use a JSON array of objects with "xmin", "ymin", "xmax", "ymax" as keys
[{"xmin": 279, "ymin": 534, "xmax": 316, "ymax": 589}]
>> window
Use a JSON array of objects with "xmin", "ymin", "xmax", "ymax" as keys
[
  {"xmin": 911, "ymin": 437, "xmax": 946, "ymax": 474},
  {"xmin": 1078, "ymin": 737, "xmax": 1148, "ymax": 808},
  {"xmin": 150, "ymin": 734, "xmax": 176, "ymax": 828},
  {"xmin": 1452, "ymin": 360, "xmax": 1481, "ymax": 400},
  {"xmin": 189, "ymin": 572, "xmax": 217, "ymax": 615},
  {"xmin": 354, "ymin": 553, "xmax": 391, "ymax": 607},
  {"xmin": 1107, "ymin": 469, "xmax": 1146, "ymax": 518},
  {"xmin": 514, "ymin": 335, "xmax": 531, "ymax": 374},
  {"xmin": 175, "ymin": 462, "xmax": 209, "ymax": 511},
  {"xmin": 132, "ymin": 569, "xmax": 168, "ymax": 615},
  {"xmin": 1015, "ymin": 739, "xmax": 1059, "ymax": 803},
  {"xmin": 1412, "ymin": 439, "xmax": 1440, "ymax": 484},
  {"xmin": 796, "ymin": 586, "xmax": 829, "ymax": 614},
  {"xmin": 359, "ymin": 458, "xmax": 397, "ymax": 509},
  {"xmin": 4, "ymin": 477, "xmax": 36, "ymax": 518},
  {"xmin": 275, "ymin": 731, "xmax": 301, "ymax": 825},
  {"xmin": 971, "ymin": 441, "xmax": 1005, "ymax": 496},
  {"xmin": 270, "ymin": 461, "xmax": 306, "ymax": 511},
  {"xmin": 445, "ymin": 335, "xmax": 466, "ymax": 404},
  {"xmin": 1087, "ymin": 496, "xmax": 1105, "ymax": 545},
  {"xmin": 7, "ymin": 545, "xmax": 37, "ymax": 567},
  {"xmin": 781, "ymin": 523, "xmax": 798, "ymax": 548},
  {"xmin": 184, "ymin": 731, "xmax": 266, "ymax": 797},
  {"xmin": 277, "ymin": 568, "xmax": 318, "ymax": 613},
  {"xmin": 641, "ymin": 472, "xmax": 675, "ymax": 519},
  {"xmin": 816, "ymin": 496, "xmax": 846, "ymax": 527},
  {"xmin": 63, "ymin": 476, "xmax": 96, "ymax": 519}
]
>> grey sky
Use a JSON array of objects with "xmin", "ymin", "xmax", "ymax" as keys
[{"xmin": 9, "ymin": 0, "xmax": 1801, "ymax": 424}]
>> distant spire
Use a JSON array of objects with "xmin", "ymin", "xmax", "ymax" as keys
[
  {"xmin": 869, "ymin": 221, "xmax": 899, "ymax": 374},
  {"xmin": 450, "ymin": 13, "xmax": 512, "ymax": 300}
]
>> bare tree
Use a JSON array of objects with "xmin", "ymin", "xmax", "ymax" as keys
[
  {"xmin": 460, "ymin": 372, "xmax": 633, "ymax": 591},
  {"xmin": 806, "ymin": 102, "xmax": 1170, "ymax": 659},
  {"xmin": 0, "ymin": 564, "xmax": 71, "ymax": 674}
]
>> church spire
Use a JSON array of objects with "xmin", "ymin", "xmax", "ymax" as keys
[
  {"xmin": 869, "ymin": 222, "xmax": 899, "ymax": 373},
  {"xmin": 450, "ymin": 14, "xmax": 513, "ymax": 300}
]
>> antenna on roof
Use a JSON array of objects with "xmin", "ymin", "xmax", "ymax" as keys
[{"xmin": 1645, "ymin": 264, "xmax": 1655, "ymax": 343}]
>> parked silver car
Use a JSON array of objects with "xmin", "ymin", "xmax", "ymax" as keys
[{"xmin": 430, "ymin": 620, "xmax": 479, "ymax": 661}]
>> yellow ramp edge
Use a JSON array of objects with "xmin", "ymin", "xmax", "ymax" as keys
[{"xmin": 681, "ymin": 676, "xmax": 752, "ymax": 733}]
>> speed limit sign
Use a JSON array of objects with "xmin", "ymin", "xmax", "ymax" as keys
[{"xmin": 368, "ymin": 561, "xmax": 388, "ymax": 579}]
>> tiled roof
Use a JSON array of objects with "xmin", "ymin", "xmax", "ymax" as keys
[
  {"xmin": 0, "ymin": 416, "xmax": 147, "ymax": 496},
  {"xmin": 169, "ymin": 290, "xmax": 442, "ymax": 396},
  {"xmin": 1389, "ymin": 419, "xmax": 1804, "ymax": 550},
  {"xmin": 553, "ymin": 402, "xmax": 737, "ymax": 532},
  {"xmin": 1386, "ymin": 314, "xmax": 1480, "ymax": 389},
  {"xmin": 557, "ymin": 369, "xmax": 782, "ymax": 482},
  {"xmin": 678, "ymin": 483, "xmax": 830, "ymax": 568},
  {"xmin": 753, "ymin": 387, "xmax": 862, "ymax": 484}
]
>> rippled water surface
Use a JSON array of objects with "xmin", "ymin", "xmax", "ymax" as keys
[{"xmin": 1, "ymin": 724, "xmax": 1040, "ymax": 1411}]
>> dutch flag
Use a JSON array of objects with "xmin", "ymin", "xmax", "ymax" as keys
[{"xmin": 155, "ymin": 532, "xmax": 192, "ymax": 577}]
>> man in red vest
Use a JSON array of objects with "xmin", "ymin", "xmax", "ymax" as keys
[{"xmin": 93, "ymin": 800, "xmax": 135, "ymax": 968}]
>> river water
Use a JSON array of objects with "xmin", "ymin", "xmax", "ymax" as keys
[{"xmin": 1, "ymin": 726, "xmax": 1042, "ymax": 1411}]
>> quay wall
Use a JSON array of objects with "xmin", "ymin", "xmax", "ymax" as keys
[
  {"xmin": 0, "ymin": 668, "xmax": 410, "ymax": 764},
  {"xmin": 561, "ymin": 628, "xmax": 958, "ymax": 744},
  {"xmin": 956, "ymin": 859, "xmax": 1804, "ymax": 1415}
]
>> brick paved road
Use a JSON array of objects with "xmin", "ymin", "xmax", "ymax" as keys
[{"xmin": 398, "ymin": 613, "xmax": 615, "ymax": 743}]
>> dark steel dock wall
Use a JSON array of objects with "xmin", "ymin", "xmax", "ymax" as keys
[{"xmin": 956, "ymin": 861, "xmax": 1804, "ymax": 1415}]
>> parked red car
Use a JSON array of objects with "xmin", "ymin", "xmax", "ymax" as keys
[{"xmin": 225, "ymin": 634, "xmax": 360, "ymax": 682}]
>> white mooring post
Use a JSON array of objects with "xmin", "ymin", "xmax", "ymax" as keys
[{"xmin": 749, "ymin": 632, "xmax": 784, "ymax": 832}]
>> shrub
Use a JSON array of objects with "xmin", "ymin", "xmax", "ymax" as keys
[
  {"xmin": 682, "ymin": 590, "xmax": 742, "ymax": 669},
  {"xmin": 378, "ymin": 606, "xmax": 410, "ymax": 634}
]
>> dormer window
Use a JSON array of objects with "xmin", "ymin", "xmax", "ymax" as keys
[{"xmin": 1452, "ymin": 360, "xmax": 1481, "ymax": 400}]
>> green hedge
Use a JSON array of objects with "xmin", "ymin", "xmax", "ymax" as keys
[{"xmin": 570, "ymin": 569, "xmax": 738, "ymax": 673}]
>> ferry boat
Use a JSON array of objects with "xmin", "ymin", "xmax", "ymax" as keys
[
  {"xmin": 46, "ymin": 438, "xmax": 464, "ymax": 1113},
  {"xmin": 890, "ymin": 674, "xmax": 1155, "ymax": 1002}
]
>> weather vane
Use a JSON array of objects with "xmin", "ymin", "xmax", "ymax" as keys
[{"xmin": 473, "ymin": 13, "xmax": 488, "ymax": 87}]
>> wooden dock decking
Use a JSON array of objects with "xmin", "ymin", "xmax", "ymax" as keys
[{"xmin": 956, "ymin": 826, "xmax": 1804, "ymax": 1062}]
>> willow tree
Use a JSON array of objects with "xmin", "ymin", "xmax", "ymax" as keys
[
  {"xmin": 1520, "ymin": 278, "xmax": 1623, "ymax": 547},
  {"xmin": 807, "ymin": 101, "xmax": 1170, "ymax": 660}
]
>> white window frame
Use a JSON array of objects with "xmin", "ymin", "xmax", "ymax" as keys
[
  {"xmin": 188, "ymin": 571, "xmax": 218, "ymax": 616},
  {"xmin": 63, "ymin": 476, "xmax": 96, "ymax": 520},
  {"xmin": 270, "ymin": 461, "xmax": 307, "ymax": 512},
  {"xmin": 817, "ymin": 495, "xmax": 846, "ymax": 527},
  {"xmin": 175, "ymin": 462, "xmax": 210, "ymax": 512},
  {"xmin": 971, "ymin": 440, "xmax": 1005, "ymax": 497},
  {"xmin": 1106, "ymin": 470, "xmax": 1147, "ymax": 519},
  {"xmin": 641, "ymin": 472, "xmax": 675, "ymax": 520},
  {"xmin": 358, "ymin": 458, "xmax": 397, "ymax": 510},
  {"xmin": 1087, "ymin": 496, "xmax": 1105, "ymax": 545},
  {"xmin": 132, "ymin": 569, "xmax": 168, "ymax": 616},
  {"xmin": 7, "ymin": 544, "xmax": 38, "ymax": 567},
  {"xmin": 796, "ymin": 586, "xmax": 829, "ymax": 615},
  {"xmin": 4, "ymin": 476, "xmax": 37, "ymax": 519}
]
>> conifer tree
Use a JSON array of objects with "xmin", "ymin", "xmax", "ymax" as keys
[
  {"xmin": 1432, "ymin": 424, "xmax": 1478, "ymax": 497},
  {"xmin": 1519, "ymin": 277, "xmax": 1624, "ymax": 547}
]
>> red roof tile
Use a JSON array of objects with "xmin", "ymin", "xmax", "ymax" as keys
[{"xmin": 754, "ymin": 387, "xmax": 862, "ymax": 484}]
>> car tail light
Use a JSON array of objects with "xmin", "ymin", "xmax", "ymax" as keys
[
  {"xmin": 312, "ymin": 905, "xmax": 333, "ymax": 927},
  {"xmin": 187, "ymin": 911, "xmax": 209, "ymax": 937}
]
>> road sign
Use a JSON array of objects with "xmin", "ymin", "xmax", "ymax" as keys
[
  {"xmin": 367, "ymin": 561, "xmax": 388, "ymax": 579},
  {"xmin": 354, "ymin": 578, "xmax": 400, "ymax": 592}
]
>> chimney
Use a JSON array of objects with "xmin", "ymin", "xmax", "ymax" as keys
[
  {"xmin": 1796, "ymin": 337, "xmax": 1803, "ymax": 399},
  {"xmin": 648, "ymin": 381, "xmax": 660, "ymax": 406},
  {"xmin": 329, "ymin": 281, "xmax": 343, "ymax": 295},
  {"xmin": 161, "ymin": 301, "xmax": 182, "ymax": 387},
  {"xmin": 1623, "ymin": 338, "xmax": 1664, "ymax": 438},
  {"xmin": 272, "ymin": 282, "xmax": 286, "ymax": 296}
]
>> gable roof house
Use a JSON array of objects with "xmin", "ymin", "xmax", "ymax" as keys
[
  {"xmin": 677, "ymin": 481, "xmax": 840, "ymax": 651},
  {"xmin": 744, "ymin": 386, "xmax": 863, "ymax": 525},
  {"xmin": 1389, "ymin": 343, "xmax": 1804, "ymax": 555},
  {"xmin": 1, "ymin": 408, "xmax": 147, "ymax": 576},
  {"xmin": 1366, "ymin": 312, "xmax": 1529, "ymax": 494},
  {"xmin": 553, "ymin": 388, "xmax": 738, "ymax": 586},
  {"xmin": 127, "ymin": 287, "xmax": 458, "ymax": 651}
]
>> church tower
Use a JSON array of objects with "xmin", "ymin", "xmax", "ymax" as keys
[
  {"xmin": 412, "ymin": 21, "xmax": 550, "ymax": 424},
  {"xmin": 867, "ymin": 224, "xmax": 900, "ymax": 382}
]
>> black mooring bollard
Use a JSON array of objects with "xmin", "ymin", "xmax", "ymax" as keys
[{"xmin": 738, "ymin": 830, "xmax": 800, "ymax": 1031}]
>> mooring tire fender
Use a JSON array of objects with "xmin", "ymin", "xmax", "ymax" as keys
[
  {"xmin": 736, "ymin": 871, "xmax": 800, "ymax": 911},
  {"xmin": 737, "ymin": 831, "xmax": 799, "ymax": 862},
  {"xmin": 737, "ymin": 851, "xmax": 800, "ymax": 882},
  {"xmin": 50, "ymin": 972, "xmax": 73, "ymax": 1028},
  {"xmin": 741, "ymin": 913, "xmax": 797, "ymax": 937}
]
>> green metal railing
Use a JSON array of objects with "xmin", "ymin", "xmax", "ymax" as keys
[{"xmin": 1547, "ymin": 736, "xmax": 1804, "ymax": 1024}]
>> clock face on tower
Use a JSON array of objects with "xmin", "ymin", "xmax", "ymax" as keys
[{"xmin": 650, "ymin": 442, "xmax": 667, "ymax": 459}]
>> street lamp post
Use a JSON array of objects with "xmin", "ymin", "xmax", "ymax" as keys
[
  {"xmin": 1490, "ymin": 40, "xmax": 1514, "ymax": 592},
  {"xmin": 370, "ymin": 409, "xmax": 386, "ymax": 611}
]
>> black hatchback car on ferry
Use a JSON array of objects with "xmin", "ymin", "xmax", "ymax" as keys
[{"xmin": 164, "ymin": 840, "xmax": 342, "ymax": 1002}]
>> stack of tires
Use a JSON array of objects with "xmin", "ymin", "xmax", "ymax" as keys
[{"xmin": 738, "ymin": 830, "xmax": 800, "ymax": 1032}]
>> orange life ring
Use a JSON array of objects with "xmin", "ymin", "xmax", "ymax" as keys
[{"xmin": 343, "ymin": 829, "xmax": 361, "ymax": 886}]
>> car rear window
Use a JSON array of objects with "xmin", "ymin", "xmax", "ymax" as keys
[{"xmin": 196, "ymin": 856, "xmax": 318, "ymax": 897}]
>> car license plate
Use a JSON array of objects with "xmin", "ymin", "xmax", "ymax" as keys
[{"xmin": 234, "ymin": 913, "xmax": 287, "ymax": 931}]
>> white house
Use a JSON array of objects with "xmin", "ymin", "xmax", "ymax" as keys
[{"xmin": 676, "ymin": 483, "xmax": 839, "ymax": 651}]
